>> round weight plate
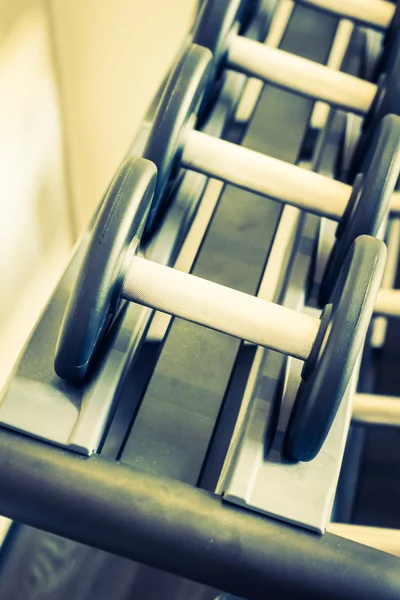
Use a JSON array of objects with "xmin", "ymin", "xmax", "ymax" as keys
[
  {"xmin": 54, "ymin": 157, "xmax": 156, "ymax": 381},
  {"xmin": 350, "ymin": 39, "xmax": 400, "ymax": 177},
  {"xmin": 193, "ymin": 0, "xmax": 241, "ymax": 70},
  {"xmin": 375, "ymin": 3, "xmax": 400, "ymax": 80},
  {"xmin": 319, "ymin": 113, "xmax": 400, "ymax": 306},
  {"xmin": 193, "ymin": 0, "xmax": 278, "ymax": 125},
  {"xmin": 285, "ymin": 235, "xmax": 386, "ymax": 462},
  {"xmin": 237, "ymin": 0, "xmax": 264, "ymax": 31},
  {"xmin": 142, "ymin": 45, "xmax": 211, "ymax": 237}
]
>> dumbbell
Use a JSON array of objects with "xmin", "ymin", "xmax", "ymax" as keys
[
  {"xmin": 295, "ymin": 0, "xmax": 400, "ymax": 80},
  {"xmin": 54, "ymin": 156, "xmax": 385, "ymax": 463},
  {"xmin": 193, "ymin": 0, "xmax": 399, "ymax": 112},
  {"xmin": 192, "ymin": 0, "xmax": 400, "ymax": 173},
  {"xmin": 142, "ymin": 45, "xmax": 400, "ymax": 304},
  {"xmin": 294, "ymin": 0, "xmax": 398, "ymax": 33}
]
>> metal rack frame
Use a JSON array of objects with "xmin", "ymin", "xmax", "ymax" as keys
[{"xmin": 0, "ymin": 3, "xmax": 399, "ymax": 599}]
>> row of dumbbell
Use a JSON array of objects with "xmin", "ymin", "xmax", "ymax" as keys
[
  {"xmin": 291, "ymin": 0, "xmax": 400, "ymax": 433},
  {"xmin": 54, "ymin": 0, "xmax": 400, "ymax": 462}
]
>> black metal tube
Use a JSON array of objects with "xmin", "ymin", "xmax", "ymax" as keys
[{"xmin": 0, "ymin": 429, "xmax": 399, "ymax": 599}]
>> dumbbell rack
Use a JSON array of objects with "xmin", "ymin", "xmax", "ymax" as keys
[{"xmin": 0, "ymin": 3, "xmax": 400, "ymax": 599}]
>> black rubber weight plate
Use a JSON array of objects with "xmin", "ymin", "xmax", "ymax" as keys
[
  {"xmin": 193, "ymin": 0, "xmax": 240, "ymax": 66},
  {"xmin": 319, "ymin": 113, "xmax": 400, "ymax": 306},
  {"xmin": 376, "ymin": 2, "xmax": 400, "ymax": 77},
  {"xmin": 54, "ymin": 157, "xmax": 156, "ymax": 381},
  {"xmin": 350, "ymin": 40, "xmax": 400, "ymax": 176},
  {"xmin": 142, "ymin": 45, "xmax": 211, "ymax": 236},
  {"xmin": 285, "ymin": 235, "xmax": 386, "ymax": 462},
  {"xmin": 194, "ymin": 0, "xmax": 279, "ymax": 75}
]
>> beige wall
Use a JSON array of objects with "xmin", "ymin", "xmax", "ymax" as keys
[
  {"xmin": 0, "ymin": 0, "xmax": 71, "ymax": 386},
  {"xmin": 49, "ymin": 0, "xmax": 198, "ymax": 234},
  {"xmin": 0, "ymin": 0, "xmax": 198, "ymax": 387}
]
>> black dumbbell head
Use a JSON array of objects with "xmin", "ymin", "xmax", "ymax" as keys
[
  {"xmin": 193, "ymin": 0, "xmax": 243, "ymax": 72},
  {"xmin": 54, "ymin": 157, "xmax": 156, "ymax": 381},
  {"xmin": 193, "ymin": 0, "xmax": 279, "ymax": 125},
  {"xmin": 285, "ymin": 234, "xmax": 386, "ymax": 462},
  {"xmin": 193, "ymin": 0, "xmax": 272, "ymax": 58},
  {"xmin": 350, "ymin": 39, "xmax": 400, "ymax": 177},
  {"xmin": 319, "ymin": 113, "xmax": 400, "ymax": 306},
  {"xmin": 142, "ymin": 45, "xmax": 211, "ymax": 237},
  {"xmin": 374, "ymin": 2, "xmax": 400, "ymax": 79}
]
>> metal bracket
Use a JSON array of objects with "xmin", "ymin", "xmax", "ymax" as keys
[{"xmin": 219, "ymin": 210, "xmax": 358, "ymax": 533}]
